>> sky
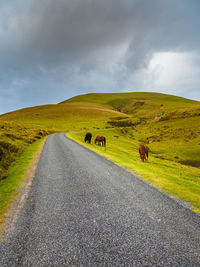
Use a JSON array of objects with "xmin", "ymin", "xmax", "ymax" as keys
[{"xmin": 0, "ymin": 0, "xmax": 200, "ymax": 114}]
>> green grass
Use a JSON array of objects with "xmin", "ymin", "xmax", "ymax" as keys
[
  {"xmin": 0, "ymin": 138, "xmax": 45, "ymax": 229},
  {"xmin": 67, "ymin": 129, "xmax": 200, "ymax": 212}
]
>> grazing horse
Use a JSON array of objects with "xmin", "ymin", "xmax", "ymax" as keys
[
  {"xmin": 139, "ymin": 145, "xmax": 149, "ymax": 162},
  {"xmin": 84, "ymin": 133, "xmax": 92, "ymax": 143},
  {"xmin": 95, "ymin": 136, "xmax": 106, "ymax": 147}
]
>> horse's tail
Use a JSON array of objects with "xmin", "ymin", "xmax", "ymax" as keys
[{"xmin": 104, "ymin": 137, "xmax": 106, "ymax": 147}]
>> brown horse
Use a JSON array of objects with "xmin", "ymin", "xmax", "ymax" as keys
[
  {"xmin": 95, "ymin": 136, "xmax": 106, "ymax": 146},
  {"xmin": 139, "ymin": 145, "xmax": 149, "ymax": 162}
]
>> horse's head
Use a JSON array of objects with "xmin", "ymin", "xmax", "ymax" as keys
[{"xmin": 95, "ymin": 136, "xmax": 100, "ymax": 144}]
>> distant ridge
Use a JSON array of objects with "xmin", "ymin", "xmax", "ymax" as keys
[{"xmin": 0, "ymin": 92, "xmax": 199, "ymax": 131}]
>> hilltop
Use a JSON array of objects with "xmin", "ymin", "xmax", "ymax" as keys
[{"xmin": 62, "ymin": 92, "xmax": 200, "ymax": 116}]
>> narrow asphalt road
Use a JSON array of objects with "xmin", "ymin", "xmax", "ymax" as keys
[{"xmin": 0, "ymin": 133, "xmax": 200, "ymax": 266}]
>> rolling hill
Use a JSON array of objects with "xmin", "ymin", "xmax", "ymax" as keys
[
  {"xmin": 0, "ymin": 92, "xmax": 200, "ymax": 212},
  {"xmin": 0, "ymin": 102, "xmax": 128, "ymax": 131},
  {"xmin": 1, "ymin": 91, "xmax": 200, "ymax": 166},
  {"xmin": 1, "ymin": 91, "xmax": 200, "ymax": 130},
  {"xmin": 1, "ymin": 92, "xmax": 200, "ymax": 167}
]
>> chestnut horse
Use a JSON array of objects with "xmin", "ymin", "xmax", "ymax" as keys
[
  {"xmin": 139, "ymin": 145, "xmax": 149, "ymax": 162},
  {"xmin": 95, "ymin": 136, "xmax": 106, "ymax": 147}
]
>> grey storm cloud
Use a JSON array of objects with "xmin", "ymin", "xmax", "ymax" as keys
[
  {"xmin": 2, "ymin": 0, "xmax": 200, "ymax": 68},
  {"xmin": 0, "ymin": 0, "xmax": 200, "ymax": 113}
]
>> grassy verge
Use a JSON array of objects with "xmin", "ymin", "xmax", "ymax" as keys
[
  {"xmin": 67, "ymin": 129, "xmax": 200, "ymax": 213},
  {"xmin": 0, "ymin": 137, "xmax": 46, "ymax": 229},
  {"xmin": 0, "ymin": 120, "xmax": 53, "ymax": 181}
]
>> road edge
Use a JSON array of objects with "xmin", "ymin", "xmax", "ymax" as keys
[
  {"xmin": 65, "ymin": 133, "xmax": 200, "ymax": 217},
  {"xmin": 0, "ymin": 137, "xmax": 48, "ymax": 240}
]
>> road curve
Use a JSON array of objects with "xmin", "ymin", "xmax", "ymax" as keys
[{"xmin": 0, "ymin": 133, "xmax": 199, "ymax": 266}]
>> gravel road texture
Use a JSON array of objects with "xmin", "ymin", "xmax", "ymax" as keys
[{"xmin": 0, "ymin": 133, "xmax": 199, "ymax": 266}]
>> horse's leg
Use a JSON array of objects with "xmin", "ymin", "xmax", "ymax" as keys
[{"xmin": 141, "ymin": 154, "xmax": 144, "ymax": 162}]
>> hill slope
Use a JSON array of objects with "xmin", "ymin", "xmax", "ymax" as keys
[
  {"xmin": 0, "ymin": 102, "xmax": 128, "ymax": 131},
  {"xmin": 1, "ymin": 92, "xmax": 199, "ymax": 131},
  {"xmin": 1, "ymin": 91, "xmax": 199, "ymax": 167},
  {"xmin": 62, "ymin": 92, "xmax": 200, "ymax": 117},
  {"xmin": 0, "ymin": 91, "xmax": 200, "ymax": 213}
]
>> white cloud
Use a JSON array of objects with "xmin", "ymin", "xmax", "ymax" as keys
[
  {"xmin": 123, "ymin": 51, "xmax": 200, "ymax": 97},
  {"xmin": 149, "ymin": 52, "xmax": 199, "ymax": 88}
]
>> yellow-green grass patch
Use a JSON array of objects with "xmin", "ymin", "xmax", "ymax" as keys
[
  {"xmin": 0, "ymin": 102, "xmax": 128, "ymax": 131},
  {"xmin": 134, "ymin": 116, "xmax": 200, "ymax": 165},
  {"xmin": 64, "ymin": 92, "xmax": 200, "ymax": 118}
]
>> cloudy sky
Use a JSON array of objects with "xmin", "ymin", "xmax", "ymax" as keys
[{"xmin": 0, "ymin": 0, "xmax": 200, "ymax": 114}]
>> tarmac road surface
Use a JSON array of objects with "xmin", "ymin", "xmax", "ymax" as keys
[{"xmin": 0, "ymin": 133, "xmax": 200, "ymax": 266}]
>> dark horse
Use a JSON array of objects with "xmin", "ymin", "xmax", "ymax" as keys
[
  {"xmin": 95, "ymin": 136, "xmax": 106, "ymax": 146},
  {"xmin": 139, "ymin": 145, "xmax": 149, "ymax": 162},
  {"xmin": 84, "ymin": 133, "xmax": 92, "ymax": 143}
]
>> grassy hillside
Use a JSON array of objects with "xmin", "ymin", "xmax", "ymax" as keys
[
  {"xmin": 63, "ymin": 92, "xmax": 200, "ymax": 167},
  {"xmin": 62, "ymin": 92, "xmax": 200, "ymax": 117},
  {"xmin": 0, "ymin": 121, "xmax": 53, "ymax": 181},
  {"xmin": 1, "ymin": 92, "xmax": 200, "ymax": 169},
  {"xmin": 0, "ymin": 91, "xmax": 200, "ymax": 212},
  {"xmin": 0, "ymin": 102, "xmax": 128, "ymax": 131}
]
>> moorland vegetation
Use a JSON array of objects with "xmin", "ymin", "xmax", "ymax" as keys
[{"xmin": 0, "ymin": 92, "xmax": 200, "ymax": 218}]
